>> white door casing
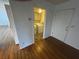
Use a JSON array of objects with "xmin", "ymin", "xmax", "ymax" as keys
[{"xmin": 52, "ymin": 9, "xmax": 74, "ymax": 42}]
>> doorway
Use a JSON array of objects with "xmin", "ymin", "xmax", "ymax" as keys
[
  {"xmin": 34, "ymin": 7, "xmax": 46, "ymax": 42},
  {"xmin": 52, "ymin": 9, "xmax": 74, "ymax": 42}
]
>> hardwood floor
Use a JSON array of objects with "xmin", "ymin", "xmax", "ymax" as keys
[
  {"xmin": 35, "ymin": 33, "xmax": 43, "ymax": 41},
  {"xmin": 0, "ymin": 36, "xmax": 79, "ymax": 59}
]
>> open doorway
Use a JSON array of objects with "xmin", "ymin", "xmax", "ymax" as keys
[{"xmin": 34, "ymin": 7, "xmax": 46, "ymax": 42}]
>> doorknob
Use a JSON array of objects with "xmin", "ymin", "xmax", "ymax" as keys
[{"xmin": 71, "ymin": 25, "xmax": 75, "ymax": 28}]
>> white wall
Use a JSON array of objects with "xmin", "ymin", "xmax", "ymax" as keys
[
  {"xmin": 51, "ymin": 0, "xmax": 79, "ymax": 49},
  {"xmin": 5, "ymin": 5, "xmax": 19, "ymax": 44},
  {"xmin": 10, "ymin": 0, "xmax": 54, "ymax": 48},
  {"xmin": 10, "ymin": 1, "xmax": 34, "ymax": 49},
  {"xmin": 0, "ymin": 3, "xmax": 10, "ymax": 26}
]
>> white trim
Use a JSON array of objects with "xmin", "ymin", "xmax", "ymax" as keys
[
  {"xmin": 43, "ymin": 9, "xmax": 46, "ymax": 39},
  {"xmin": 20, "ymin": 41, "xmax": 34, "ymax": 49}
]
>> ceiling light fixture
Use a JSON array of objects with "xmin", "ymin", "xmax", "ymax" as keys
[{"xmin": 38, "ymin": 8, "xmax": 42, "ymax": 13}]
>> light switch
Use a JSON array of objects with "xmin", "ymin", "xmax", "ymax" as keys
[{"xmin": 28, "ymin": 18, "xmax": 32, "ymax": 21}]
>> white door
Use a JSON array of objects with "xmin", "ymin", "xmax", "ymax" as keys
[
  {"xmin": 10, "ymin": 1, "xmax": 34, "ymax": 49},
  {"xmin": 53, "ymin": 9, "xmax": 74, "ymax": 42}
]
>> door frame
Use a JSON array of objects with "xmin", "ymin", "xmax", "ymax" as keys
[
  {"xmin": 53, "ymin": 8, "xmax": 75, "ymax": 42},
  {"xmin": 33, "ymin": 7, "xmax": 46, "ymax": 42},
  {"xmin": 63, "ymin": 8, "xmax": 76, "ymax": 42}
]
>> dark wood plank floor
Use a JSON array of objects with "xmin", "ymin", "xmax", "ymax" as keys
[{"xmin": 0, "ymin": 36, "xmax": 79, "ymax": 59}]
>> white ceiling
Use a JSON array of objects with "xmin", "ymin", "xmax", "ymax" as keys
[
  {"xmin": 46, "ymin": 0, "xmax": 69, "ymax": 5},
  {"xmin": 0, "ymin": 0, "xmax": 69, "ymax": 5}
]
